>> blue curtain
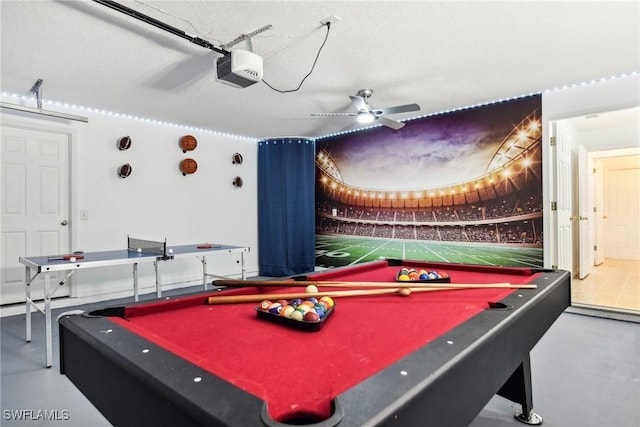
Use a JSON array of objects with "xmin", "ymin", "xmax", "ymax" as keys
[{"xmin": 258, "ymin": 138, "xmax": 315, "ymax": 276}]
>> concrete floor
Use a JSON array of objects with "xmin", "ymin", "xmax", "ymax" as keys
[{"xmin": 1, "ymin": 291, "xmax": 639, "ymax": 427}]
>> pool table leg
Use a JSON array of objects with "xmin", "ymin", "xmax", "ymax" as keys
[{"xmin": 498, "ymin": 354, "xmax": 543, "ymax": 425}]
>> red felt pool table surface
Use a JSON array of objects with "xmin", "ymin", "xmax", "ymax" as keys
[{"xmin": 108, "ymin": 260, "xmax": 539, "ymax": 422}]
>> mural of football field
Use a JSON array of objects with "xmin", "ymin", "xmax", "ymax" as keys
[
  {"xmin": 316, "ymin": 235, "xmax": 544, "ymax": 269},
  {"xmin": 315, "ymin": 95, "xmax": 544, "ymax": 270}
]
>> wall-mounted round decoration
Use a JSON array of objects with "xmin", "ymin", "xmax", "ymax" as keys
[
  {"xmin": 179, "ymin": 135, "xmax": 198, "ymax": 153},
  {"xmin": 232, "ymin": 153, "xmax": 243, "ymax": 165},
  {"xmin": 118, "ymin": 163, "xmax": 132, "ymax": 178},
  {"xmin": 118, "ymin": 136, "xmax": 132, "ymax": 151},
  {"xmin": 233, "ymin": 176, "xmax": 243, "ymax": 188},
  {"xmin": 180, "ymin": 158, "xmax": 198, "ymax": 176}
]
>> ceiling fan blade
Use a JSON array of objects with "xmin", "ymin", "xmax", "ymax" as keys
[
  {"xmin": 311, "ymin": 112, "xmax": 358, "ymax": 117},
  {"xmin": 376, "ymin": 103, "xmax": 421, "ymax": 116},
  {"xmin": 349, "ymin": 95, "xmax": 370, "ymax": 113},
  {"xmin": 377, "ymin": 116, "xmax": 405, "ymax": 130}
]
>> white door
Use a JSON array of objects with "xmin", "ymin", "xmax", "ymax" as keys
[
  {"xmin": 605, "ymin": 162, "xmax": 640, "ymax": 260},
  {"xmin": 552, "ymin": 122, "xmax": 574, "ymax": 274},
  {"xmin": 577, "ymin": 145, "xmax": 593, "ymax": 279},
  {"xmin": 1, "ymin": 124, "xmax": 70, "ymax": 304}
]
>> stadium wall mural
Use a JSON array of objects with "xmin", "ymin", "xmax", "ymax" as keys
[{"xmin": 314, "ymin": 94, "xmax": 543, "ymax": 269}]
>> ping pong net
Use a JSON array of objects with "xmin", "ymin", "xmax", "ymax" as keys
[{"xmin": 127, "ymin": 236, "xmax": 168, "ymax": 259}]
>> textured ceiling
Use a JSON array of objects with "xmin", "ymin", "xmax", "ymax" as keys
[{"xmin": 1, "ymin": 1, "xmax": 638, "ymax": 138}]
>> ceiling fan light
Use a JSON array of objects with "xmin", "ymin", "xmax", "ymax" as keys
[{"xmin": 358, "ymin": 112, "xmax": 375, "ymax": 123}]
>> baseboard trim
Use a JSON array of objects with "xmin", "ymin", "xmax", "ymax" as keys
[{"xmin": 567, "ymin": 304, "xmax": 640, "ymax": 323}]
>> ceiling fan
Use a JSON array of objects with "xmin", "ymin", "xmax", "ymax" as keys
[{"xmin": 311, "ymin": 89, "xmax": 420, "ymax": 130}]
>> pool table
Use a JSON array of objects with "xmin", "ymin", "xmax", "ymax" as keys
[{"xmin": 59, "ymin": 259, "xmax": 570, "ymax": 427}]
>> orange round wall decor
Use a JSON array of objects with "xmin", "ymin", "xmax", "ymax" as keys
[
  {"xmin": 179, "ymin": 135, "xmax": 198, "ymax": 153},
  {"xmin": 180, "ymin": 158, "xmax": 198, "ymax": 176}
]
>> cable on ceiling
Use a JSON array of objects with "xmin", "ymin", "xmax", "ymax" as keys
[{"xmin": 261, "ymin": 22, "xmax": 332, "ymax": 94}]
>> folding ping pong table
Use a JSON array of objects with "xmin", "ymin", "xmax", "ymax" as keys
[{"xmin": 19, "ymin": 242, "xmax": 249, "ymax": 367}]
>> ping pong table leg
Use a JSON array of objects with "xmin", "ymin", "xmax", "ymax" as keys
[
  {"xmin": 155, "ymin": 260, "xmax": 161, "ymax": 298},
  {"xmin": 43, "ymin": 273, "xmax": 53, "ymax": 368},
  {"xmin": 201, "ymin": 256, "xmax": 208, "ymax": 290},
  {"xmin": 240, "ymin": 251, "xmax": 246, "ymax": 280},
  {"xmin": 25, "ymin": 267, "xmax": 31, "ymax": 343},
  {"xmin": 133, "ymin": 263, "xmax": 139, "ymax": 302}
]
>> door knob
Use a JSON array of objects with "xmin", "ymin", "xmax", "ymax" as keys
[{"xmin": 60, "ymin": 220, "xmax": 68, "ymax": 226}]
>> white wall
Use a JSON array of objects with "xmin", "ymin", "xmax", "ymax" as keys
[
  {"xmin": 542, "ymin": 75, "xmax": 640, "ymax": 121},
  {"xmin": 1, "ymin": 100, "xmax": 259, "ymax": 299},
  {"xmin": 576, "ymin": 122, "xmax": 639, "ymax": 152}
]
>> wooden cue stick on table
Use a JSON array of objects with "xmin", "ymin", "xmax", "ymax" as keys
[
  {"xmin": 208, "ymin": 287, "xmax": 430, "ymax": 305},
  {"xmin": 212, "ymin": 279, "xmax": 536, "ymax": 290}
]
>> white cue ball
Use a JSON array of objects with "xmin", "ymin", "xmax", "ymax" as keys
[
  {"xmin": 398, "ymin": 287, "xmax": 412, "ymax": 296},
  {"xmin": 168, "ymin": 248, "xmax": 173, "ymax": 254},
  {"xmin": 305, "ymin": 284, "xmax": 318, "ymax": 293},
  {"xmin": 69, "ymin": 257, "xmax": 76, "ymax": 263},
  {"xmin": 137, "ymin": 248, "xmax": 142, "ymax": 253}
]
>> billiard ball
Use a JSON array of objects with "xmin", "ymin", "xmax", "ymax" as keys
[
  {"xmin": 319, "ymin": 296, "xmax": 334, "ymax": 308},
  {"xmin": 290, "ymin": 310, "xmax": 304, "ymax": 321},
  {"xmin": 259, "ymin": 300, "xmax": 272, "ymax": 311},
  {"xmin": 268, "ymin": 303, "xmax": 282, "ymax": 314},
  {"xmin": 419, "ymin": 273, "xmax": 429, "ymax": 280},
  {"xmin": 398, "ymin": 287, "xmax": 412, "ymax": 296},
  {"xmin": 305, "ymin": 284, "xmax": 318, "ymax": 293},
  {"xmin": 313, "ymin": 304, "xmax": 326, "ymax": 318},
  {"xmin": 398, "ymin": 274, "xmax": 410, "ymax": 281},
  {"xmin": 280, "ymin": 305, "xmax": 295, "ymax": 318},
  {"xmin": 304, "ymin": 311, "xmax": 320, "ymax": 322},
  {"xmin": 290, "ymin": 298, "xmax": 303, "ymax": 308}
]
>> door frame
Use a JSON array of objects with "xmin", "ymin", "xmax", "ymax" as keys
[
  {"xmin": 577, "ymin": 144, "xmax": 593, "ymax": 279},
  {"xmin": 1, "ymin": 117, "xmax": 76, "ymax": 300}
]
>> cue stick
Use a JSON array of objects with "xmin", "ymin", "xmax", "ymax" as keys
[
  {"xmin": 207, "ymin": 287, "xmax": 434, "ymax": 305},
  {"xmin": 212, "ymin": 279, "xmax": 536, "ymax": 290}
]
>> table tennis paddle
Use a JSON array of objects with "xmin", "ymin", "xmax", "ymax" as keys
[{"xmin": 48, "ymin": 254, "xmax": 85, "ymax": 261}]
